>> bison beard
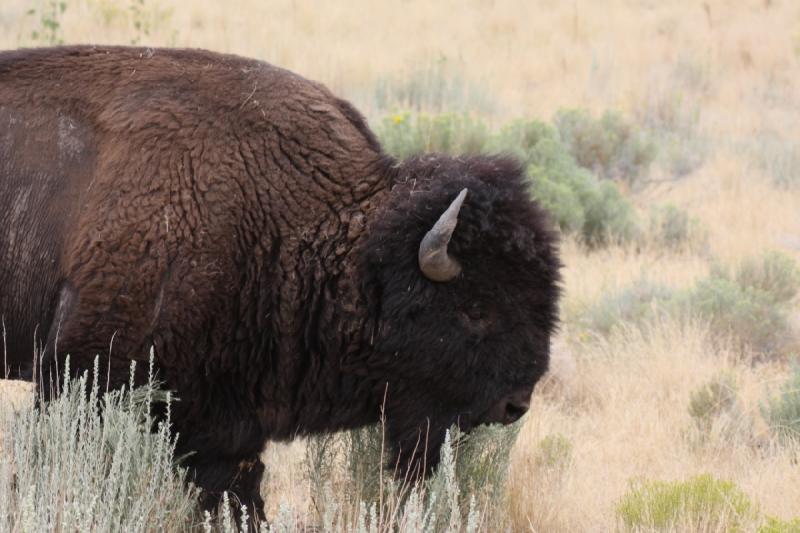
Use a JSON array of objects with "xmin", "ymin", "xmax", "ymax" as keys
[{"xmin": 0, "ymin": 46, "xmax": 560, "ymax": 523}]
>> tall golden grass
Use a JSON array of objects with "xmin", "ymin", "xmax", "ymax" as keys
[{"xmin": 2, "ymin": 0, "xmax": 800, "ymax": 530}]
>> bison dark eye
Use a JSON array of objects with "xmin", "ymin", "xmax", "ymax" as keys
[{"xmin": 464, "ymin": 302, "xmax": 485, "ymax": 321}]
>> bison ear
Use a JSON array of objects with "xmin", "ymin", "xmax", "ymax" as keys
[{"xmin": 418, "ymin": 189, "xmax": 468, "ymax": 282}]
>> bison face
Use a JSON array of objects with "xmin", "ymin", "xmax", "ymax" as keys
[{"xmin": 360, "ymin": 155, "xmax": 561, "ymax": 478}]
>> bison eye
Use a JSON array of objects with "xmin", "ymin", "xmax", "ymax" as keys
[{"xmin": 464, "ymin": 302, "xmax": 485, "ymax": 321}]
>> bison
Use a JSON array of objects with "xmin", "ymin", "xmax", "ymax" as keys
[{"xmin": 0, "ymin": 46, "xmax": 560, "ymax": 520}]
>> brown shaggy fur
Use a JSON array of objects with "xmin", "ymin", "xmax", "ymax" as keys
[{"xmin": 0, "ymin": 46, "xmax": 560, "ymax": 521}]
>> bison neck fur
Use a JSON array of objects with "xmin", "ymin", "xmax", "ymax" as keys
[{"xmin": 0, "ymin": 46, "xmax": 561, "ymax": 519}]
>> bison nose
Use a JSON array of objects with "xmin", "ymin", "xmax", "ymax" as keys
[
  {"xmin": 483, "ymin": 390, "xmax": 532, "ymax": 425},
  {"xmin": 501, "ymin": 398, "xmax": 530, "ymax": 425}
]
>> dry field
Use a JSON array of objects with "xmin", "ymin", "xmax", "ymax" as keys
[{"xmin": 2, "ymin": 0, "xmax": 800, "ymax": 531}]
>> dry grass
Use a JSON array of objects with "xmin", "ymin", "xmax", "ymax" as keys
[
  {"xmin": 642, "ymin": 152, "xmax": 800, "ymax": 264},
  {"xmin": 0, "ymin": 380, "xmax": 32, "ymax": 454},
  {"xmin": 1, "ymin": 0, "xmax": 799, "ymax": 130},
  {"xmin": 512, "ymin": 320, "xmax": 800, "ymax": 532},
  {"xmin": 2, "ymin": 0, "xmax": 800, "ymax": 530},
  {"xmin": 0, "ymin": 380, "xmax": 31, "ymax": 410}
]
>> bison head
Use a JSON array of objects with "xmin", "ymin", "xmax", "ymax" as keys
[{"xmin": 358, "ymin": 154, "xmax": 561, "ymax": 478}]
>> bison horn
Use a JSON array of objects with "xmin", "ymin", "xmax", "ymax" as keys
[{"xmin": 418, "ymin": 188, "xmax": 468, "ymax": 282}]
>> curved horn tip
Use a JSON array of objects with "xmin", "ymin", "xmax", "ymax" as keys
[
  {"xmin": 446, "ymin": 189, "xmax": 468, "ymax": 221},
  {"xmin": 418, "ymin": 188, "xmax": 469, "ymax": 282},
  {"xmin": 454, "ymin": 187, "xmax": 469, "ymax": 205}
]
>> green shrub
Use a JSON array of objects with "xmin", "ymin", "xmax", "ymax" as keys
[
  {"xmin": 0, "ymin": 358, "xmax": 201, "ymax": 532},
  {"xmin": 762, "ymin": 363, "xmax": 800, "ymax": 444},
  {"xmin": 376, "ymin": 112, "xmax": 490, "ymax": 158},
  {"xmin": 305, "ymin": 424, "xmax": 387, "ymax": 517},
  {"xmin": 496, "ymin": 120, "xmax": 591, "ymax": 234},
  {"xmin": 733, "ymin": 251, "xmax": 800, "ymax": 304},
  {"xmin": 216, "ymin": 426, "xmax": 495, "ymax": 532},
  {"xmin": 576, "ymin": 252, "xmax": 797, "ymax": 356},
  {"xmin": 303, "ymin": 424, "xmax": 516, "ymax": 532},
  {"xmin": 616, "ymin": 474, "xmax": 758, "ymax": 532},
  {"xmin": 377, "ymin": 114, "xmax": 642, "ymax": 249},
  {"xmin": 689, "ymin": 375, "xmax": 739, "ymax": 430},
  {"xmin": 581, "ymin": 180, "xmax": 640, "ymax": 247},
  {"xmin": 533, "ymin": 433, "xmax": 573, "ymax": 471},
  {"xmin": 688, "ymin": 252, "xmax": 799, "ymax": 356},
  {"xmin": 455, "ymin": 421, "xmax": 521, "ymax": 512},
  {"xmin": 0, "ymin": 356, "xmax": 518, "ymax": 532},
  {"xmin": 648, "ymin": 204, "xmax": 707, "ymax": 251},
  {"xmin": 491, "ymin": 118, "xmax": 562, "ymax": 164},
  {"xmin": 760, "ymin": 516, "xmax": 800, "ymax": 533},
  {"xmin": 495, "ymin": 119, "xmax": 641, "ymax": 247},
  {"xmin": 303, "ymin": 421, "xmax": 521, "ymax": 531},
  {"xmin": 686, "ymin": 374, "xmax": 752, "ymax": 447},
  {"xmin": 690, "ymin": 276, "xmax": 788, "ymax": 356},
  {"xmin": 579, "ymin": 279, "xmax": 675, "ymax": 337},
  {"xmin": 554, "ymin": 109, "xmax": 656, "ymax": 187},
  {"xmin": 525, "ymin": 164, "xmax": 587, "ymax": 236}
]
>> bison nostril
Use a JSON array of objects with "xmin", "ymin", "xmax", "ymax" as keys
[{"xmin": 504, "ymin": 401, "xmax": 529, "ymax": 424}]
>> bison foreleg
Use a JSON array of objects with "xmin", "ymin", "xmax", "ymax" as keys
[{"xmin": 191, "ymin": 453, "xmax": 267, "ymax": 526}]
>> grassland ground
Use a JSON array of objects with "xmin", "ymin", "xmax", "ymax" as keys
[{"xmin": 2, "ymin": 0, "xmax": 800, "ymax": 530}]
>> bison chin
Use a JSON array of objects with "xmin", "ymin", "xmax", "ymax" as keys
[
  {"xmin": 384, "ymin": 414, "xmax": 471, "ymax": 482},
  {"xmin": 380, "ymin": 386, "xmax": 536, "ymax": 480}
]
